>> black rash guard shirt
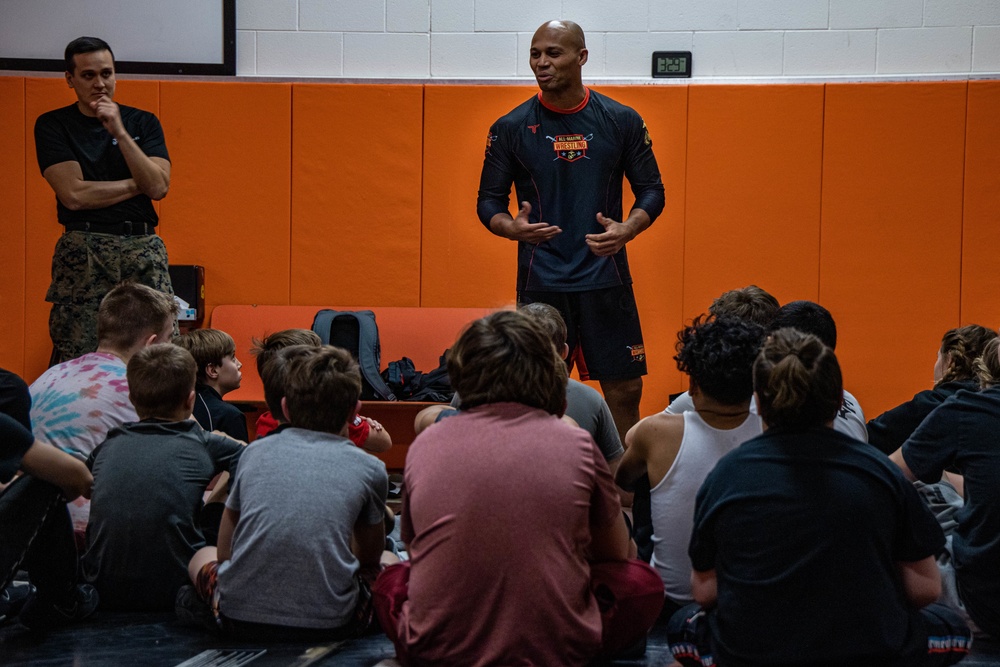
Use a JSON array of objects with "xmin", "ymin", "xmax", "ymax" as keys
[{"xmin": 477, "ymin": 89, "xmax": 664, "ymax": 292}]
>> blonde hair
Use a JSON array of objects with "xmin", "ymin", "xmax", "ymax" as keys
[
  {"xmin": 975, "ymin": 337, "xmax": 1000, "ymax": 389},
  {"xmin": 937, "ymin": 324, "xmax": 998, "ymax": 387},
  {"xmin": 753, "ymin": 328, "xmax": 843, "ymax": 431}
]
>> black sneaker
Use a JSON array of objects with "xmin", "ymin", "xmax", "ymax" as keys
[
  {"xmin": 17, "ymin": 583, "xmax": 98, "ymax": 631},
  {"xmin": 175, "ymin": 585, "xmax": 218, "ymax": 632},
  {"xmin": 0, "ymin": 583, "xmax": 35, "ymax": 625}
]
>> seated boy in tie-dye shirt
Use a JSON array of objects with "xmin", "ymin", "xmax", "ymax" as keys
[{"xmin": 29, "ymin": 283, "xmax": 177, "ymax": 529}]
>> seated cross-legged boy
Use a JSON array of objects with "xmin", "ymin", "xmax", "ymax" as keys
[
  {"xmin": 251, "ymin": 329, "xmax": 391, "ymax": 453},
  {"xmin": 81, "ymin": 344, "xmax": 244, "ymax": 611},
  {"xmin": 373, "ymin": 311, "xmax": 664, "ymax": 667},
  {"xmin": 29, "ymin": 282, "xmax": 178, "ymax": 533},
  {"xmin": 175, "ymin": 329, "xmax": 248, "ymax": 442},
  {"xmin": 616, "ymin": 315, "xmax": 764, "ymax": 620},
  {"xmin": 183, "ymin": 346, "xmax": 391, "ymax": 640}
]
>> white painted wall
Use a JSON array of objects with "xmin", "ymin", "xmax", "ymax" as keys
[{"xmin": 235, "ymin": 0, "xmax": 1000, "ymax": 80}]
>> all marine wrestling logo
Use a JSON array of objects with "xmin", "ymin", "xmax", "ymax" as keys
[
  {"xmin": 548, "ymin": 133, "xmax": 593, "ymax": 162},
  {"xmin": 627, "ymin": 344, "xmax": 645, "ymax": 363}
]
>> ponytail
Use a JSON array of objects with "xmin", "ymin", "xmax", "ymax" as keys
[{"xmin": 754, "ymin": 328, "xmax": 842, "ymax": 431}]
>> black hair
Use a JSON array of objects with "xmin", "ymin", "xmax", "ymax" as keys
[
  {"xmin": 769, "ymin": 300, "xmax": 837, "ymax": 350},
  {"xmin": 674, "ymin": 315, "xmax": 766, "ymax": 406},
  {"xmin": 65, "ymin": 36, "xmax": 114, "ymax": 73}
]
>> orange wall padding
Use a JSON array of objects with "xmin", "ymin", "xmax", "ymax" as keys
[
  {"xmin": 2, "ymin": 76, "xmax": 997, "ymax": 422},
  {"xmin": 820, "ymin": 82, "xmax": 967, "ymax": 417},
  {"xmin": 0, "ymin": 78, "xmax": 26, "ymax": 371},
  {"xmin": 291, "ymin": 84, "xmax": 424, "ymax": 306},
  {"xmin": 159, "ymin": 81, "xmax": 293, "ymax": 310},
  {"xmin": 962, "ymin": 81, "xmax": 1000, "ymax": 327}
]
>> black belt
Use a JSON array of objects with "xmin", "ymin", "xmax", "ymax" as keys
[{"xmin": 64, "ymin": 221, "xmax": 155, "ymax": 236}]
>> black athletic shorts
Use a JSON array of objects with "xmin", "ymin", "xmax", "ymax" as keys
[{"xmin": 518, "ymin": 285, "xmax": 647, "ymax": 382}]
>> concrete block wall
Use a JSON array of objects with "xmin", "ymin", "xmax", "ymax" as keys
[{"xmin": 234, "ymin": 0, "xmax": 1000, "ymax": 79}]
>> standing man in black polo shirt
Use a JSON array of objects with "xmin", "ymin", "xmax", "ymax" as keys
[
  {"xmin": 477, "ymin": 20, "xmax": 665, "ymax": 441},
  {"xmin": 35, "ymin": 36, "xmax": 174, "ymax": 365}
]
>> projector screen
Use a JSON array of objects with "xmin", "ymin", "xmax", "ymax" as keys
[{"xmin": 0, "ymin": 0, "xmax": 234, "ymax": 75}]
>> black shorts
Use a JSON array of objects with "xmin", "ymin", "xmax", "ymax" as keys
[{"xmin": 518, "ymin": 285, "xmax": 647, "ymax": 382}]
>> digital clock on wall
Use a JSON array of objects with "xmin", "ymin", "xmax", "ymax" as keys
[{"xmin": 652, "ymin": 51, "xmax": 692, "ymax": 78}]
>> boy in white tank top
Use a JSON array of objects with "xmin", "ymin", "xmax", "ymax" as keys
[{"xmin": 615, "ymin": 316, "xmax": 765, "ymax": 616}]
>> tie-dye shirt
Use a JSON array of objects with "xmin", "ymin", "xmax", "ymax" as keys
[{"xmin": 29, "ymin": 352, "xmax": 137, "ymax": 457}]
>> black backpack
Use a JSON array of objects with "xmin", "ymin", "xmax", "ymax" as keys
[{"xmin": 311, "ymin": 309, "xmax": 397, "ymax": 401}]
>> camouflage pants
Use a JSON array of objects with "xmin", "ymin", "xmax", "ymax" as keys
[{"xmin": 46, "ymin": 230, "xmax": 175, "ymax": 364}]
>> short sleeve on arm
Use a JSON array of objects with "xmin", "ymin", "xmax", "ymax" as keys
[
  {"xmin": 206, "ymin": 433, "xmax": 245, "ymax": 479},
  {"xmin": 0, "ymin": 369, "xmax": 32, "ymax": 430},
  {"xmin": 348, "ymin": 415, "xmax": 371, "ymax": 448},
  {"xmin": 893, "ymin": 471, "xmax": 946, "ymax": 562},
  {"xmin": 0, "ymin": 413, "xmax": 35, "ymax": 484},
  {"xmin": 901, "ymin": 403, "xmax": 958, "ymax": 484},
  {"xmin": 35, "ymin": 114, "xmax": 76, "ymax": 174},
  {"xmin": 362, "ymin": 461, "xmax": 389, "ymax": 526},
  {"xmin": 594, "ymin": 403, "xmax": 624, "ymax": 462},
  {"xmin": 225, "ymin": 454, "xmax": 246, "ymax": 513},
  {"xmin": 137, "ymin": 112, "xmax": 170, "ymax": 161}
]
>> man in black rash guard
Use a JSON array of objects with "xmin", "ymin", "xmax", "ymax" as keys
[{"xmin": 477, "ymin": 20, "xmax": 665, "ymax": 441}]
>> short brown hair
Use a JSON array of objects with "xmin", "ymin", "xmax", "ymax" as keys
[
  {"xmin": 97, "ymin": 283, "xmax": 177, "ymax": 351},
  {"xmin": 127, "ymin": 344, "xmax": 196, "ymax": 419},
  {"xmin": 284, "ymin": 346, "xmax": 362, "ymax": 434},
  {"xmin": 260, "ymin": 344, "xmax": 321, "ymax": 420},
  {"xmin": 519, "ymin": 302, "xmax": 567, "ymax": 351},
  {"xmin": 175, "ymin": 329, "xmax": 236, "ymax": 382},
  {"xmin": 251, "ymin": 329, "xmax": 322, "ymax": 378},
  {"xmin": 709, "ymin": 285, "xmax": 780, "ymax": 328},
  {"xmin": 448, "ymin": 311, "xmax": 567, "ymax": 415},
  {"xmin": 753, "ymin": 328, "xmax": 843, "ymax": 431}
]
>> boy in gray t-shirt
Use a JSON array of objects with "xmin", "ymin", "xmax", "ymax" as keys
[{"xmin": 182, "ymin": 345, "xmax": 390, "ymax": 639}]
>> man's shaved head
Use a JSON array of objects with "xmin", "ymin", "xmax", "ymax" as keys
[{"xmin": 533, "ymin": 20, "xmax": 586, "ymax": 52}]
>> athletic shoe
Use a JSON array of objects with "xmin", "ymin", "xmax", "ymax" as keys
[
  {"xmin": 17, "ymin": 583, "xmax": 98, "ymax": 631},
  {"xmin": 0, "ymin": 583, "xmax": 35, "ymax": 625},
  {"xmin": 175, "ymin": 585, "xmax": 218, "ymax": 632}
]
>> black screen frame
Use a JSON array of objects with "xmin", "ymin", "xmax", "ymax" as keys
[{"xmin": 0, "ymin": 0, "xmax": 235, "ymax": 76}]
